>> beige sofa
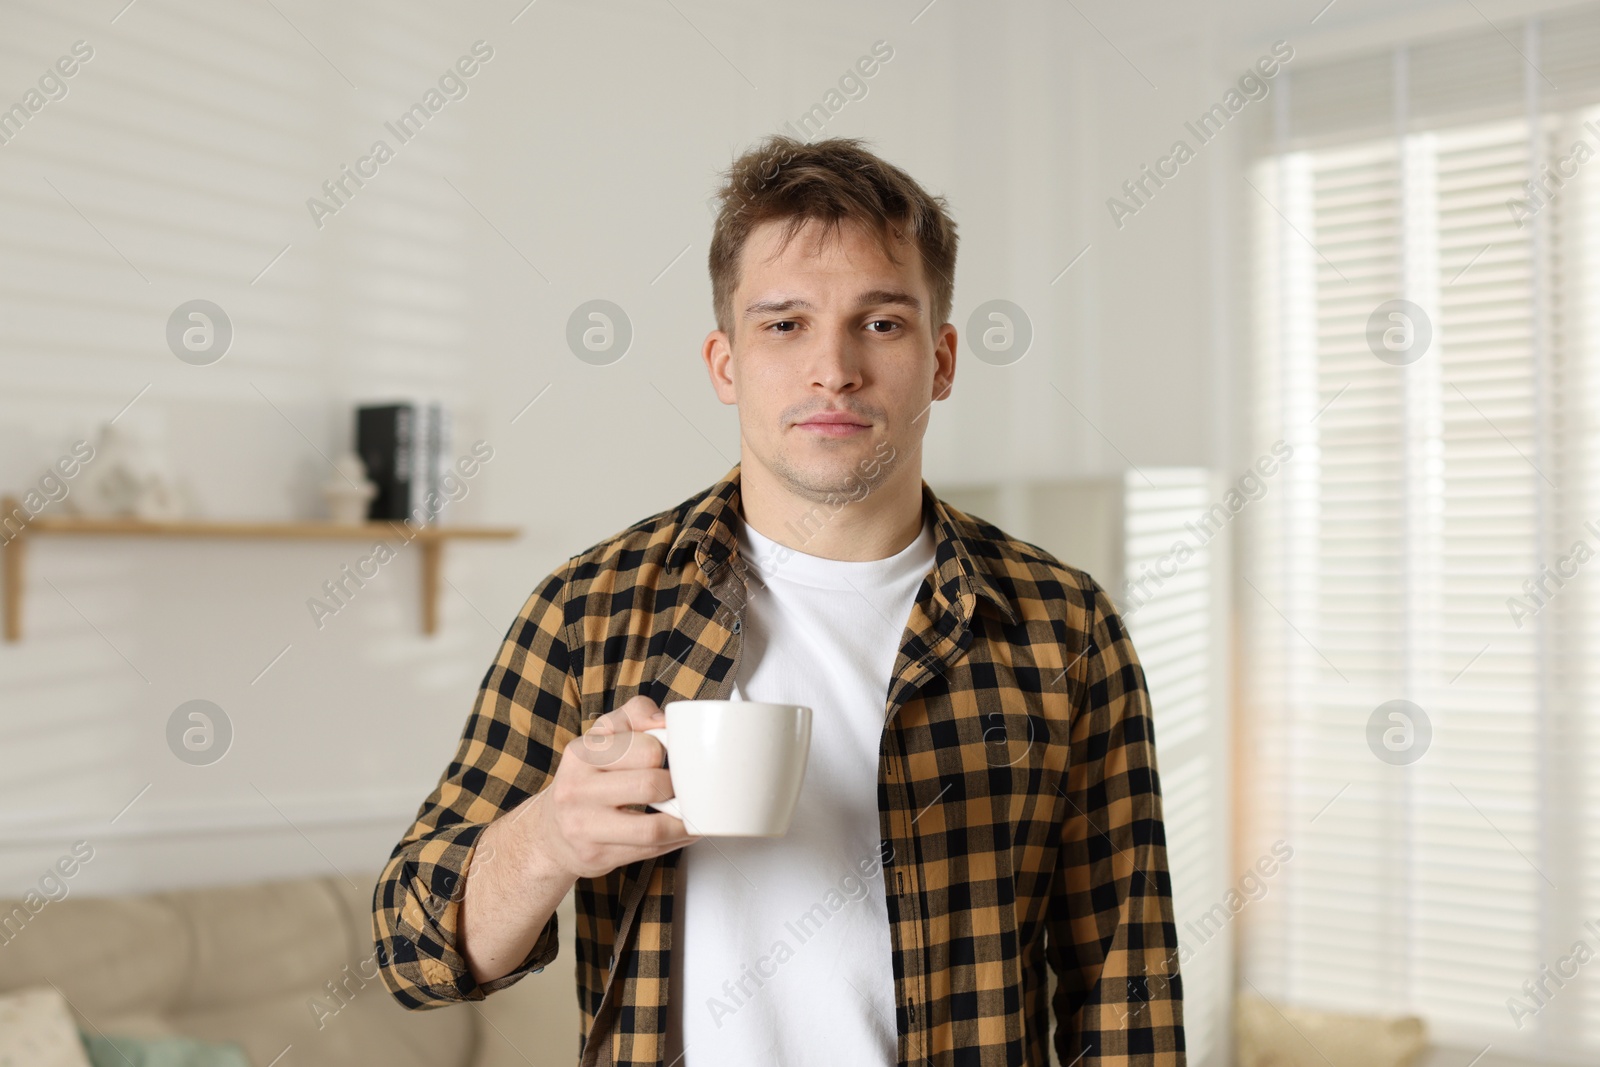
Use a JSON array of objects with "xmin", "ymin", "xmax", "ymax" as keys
[{"xmin": 0, "ymin": 872, "xmax": 580, "ymax": 1067}]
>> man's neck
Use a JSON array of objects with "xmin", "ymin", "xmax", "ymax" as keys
[{"xmin": 737, "ymin": 453, "xmax": 926, "ymax": 563}]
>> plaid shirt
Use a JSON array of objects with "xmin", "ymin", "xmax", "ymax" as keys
[{"xmin": 372, "ymin": 463, "xmax": 1184, "ymax": 1066}]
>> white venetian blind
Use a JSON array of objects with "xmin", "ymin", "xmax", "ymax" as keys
[
  {"xmin": 1243, "ymin": 14, "xmax": 1600, "ymax": 1060},
  {"xmin": 1121, "ymin": 470, "xmax": 1225, "ymax": 1067},
  {"xmin": 1565, "ymin": 104, "xmax": 1600, "ymax": 1051}
]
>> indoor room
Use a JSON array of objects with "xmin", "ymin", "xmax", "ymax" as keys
[{"xmin": 1, "ymin": 1, "xmax": 1593, "ymax": 1065}]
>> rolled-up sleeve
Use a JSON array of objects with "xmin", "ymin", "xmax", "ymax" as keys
[
  {"xmin": 1047, "ymin": 575, "xmax": 1186, "ymax": 1065},
  {"xmin": 372, "ymin": 556, "xmax": 584, "ymax": 1009}
]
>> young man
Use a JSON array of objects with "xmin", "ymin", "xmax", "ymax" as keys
[{"xmin": 373, "ymin": 136, "xmax": 1184, "ymax": 1066}]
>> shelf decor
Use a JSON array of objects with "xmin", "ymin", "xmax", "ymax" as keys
[{"xmin": 0, "ymin": 494, "xmax": 518, "ymax": 642}]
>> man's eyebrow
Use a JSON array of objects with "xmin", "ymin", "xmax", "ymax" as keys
[
  {"xmin": 743, "ymin": 289, "xmax": 923, "ymax": 318},
  {"xmin": 858, "ymin": 289, "xmax": 922, "ymax": 313}
]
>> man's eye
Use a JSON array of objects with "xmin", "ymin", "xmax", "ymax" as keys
[
  {"xmin": 770, "ymin": 321, "xmax": 799, "ymax": 334},
  {"xmin": 868, "ymin": 320, "xmax": 900, "ymax": 334}
]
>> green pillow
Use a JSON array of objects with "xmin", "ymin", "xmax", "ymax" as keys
[{"xmin": 78, "ymin": 1031, "xmax": 252, "ymax": 1067}]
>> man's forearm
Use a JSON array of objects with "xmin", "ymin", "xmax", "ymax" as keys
[{"xmin": 460, "ymin": 795, "xmax": 575, "ymax": 987}]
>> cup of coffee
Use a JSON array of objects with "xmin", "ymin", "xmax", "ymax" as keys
[{"xmin": 645, "ymin": 700, "xmax": 811, "ymax": 837}]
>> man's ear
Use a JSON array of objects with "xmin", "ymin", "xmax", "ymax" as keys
[
  {"xmin": 703, "ymin": 329, "xmax": 738, "ymax": 405},
  {"xmin": 932, "ymin": 322, "xmax": 957, "ymax": 402}
]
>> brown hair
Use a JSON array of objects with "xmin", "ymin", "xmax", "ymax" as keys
[{"xmin": 708, "ymin": 135, "xmax": 959, "ymax": 344}]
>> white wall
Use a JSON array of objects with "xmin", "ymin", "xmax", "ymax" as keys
[
  {"xmin": 17, "ymin": 7, "xmax": 1584, "ymax": 1067},
  {"xmin": 0, "ymin": 0, "xmax": 1232, "ymax": 900},
  {"xmin": 5, "ymin": 0, "xmax": 1541, "ymax": 903}
]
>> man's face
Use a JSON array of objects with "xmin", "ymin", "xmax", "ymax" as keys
[{"xmin": 702, "ymin": 216, "xmax": 957, "ymax": 505}]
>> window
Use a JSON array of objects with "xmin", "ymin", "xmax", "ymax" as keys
[
  {"xmin": 1122, "ymin": 469, "xmax": 1229, "ymax": 1066},
  {"xmin": 1243, "ymin": 9, "xmax": 1600, "ymax": 1060}
]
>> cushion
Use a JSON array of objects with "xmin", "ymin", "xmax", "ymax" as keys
[
  {"xmin": 81, "ymin": 1015, "xmax": 177, "ymax": 1041},
  {"xmin": 162, "ymin": 878, "xmax": 353, "ymax": 1010},
  {"xmin": 170, "ymin": 987, "xmax": 475, "ymax": 1067},
  {"xmin": 1235, "ymin": 992, "xmax": 1428, "ymax": 1067},
  {"xmin": 0, "ymin": 896, "xmax": 189, "ymax": 1020},
  {"xmin": 0, "ymin": 986, "xmax": 93, "ymax": 1067},
  {"xmin": 0, "ymin": 873, "xmax": 482, "ymax": 1067},
  {"xmin": 80, "ymin": 1033, "xmax": 250, "ymax": 1067}
]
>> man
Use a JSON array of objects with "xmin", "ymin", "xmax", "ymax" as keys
[{"xmin": 373, "ymin": 135, "xmax": 1184, "ymax": 1066}]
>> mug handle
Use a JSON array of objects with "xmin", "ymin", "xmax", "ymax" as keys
[{"xmin": 642, "ymin": 727, "xmax": 682, "ymax": 820}]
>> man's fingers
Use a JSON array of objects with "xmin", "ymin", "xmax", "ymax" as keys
[
  {"xmin": 568, "ymin": 727, "xmax": 666, "ymax": 770},
  {"xmin": 575, "ymin": 697, "xmax": 668, "ymax": 769},
  {"xmin": 591, "ymin": 695, "xmax": 666, "ymax": 738},
  {"xmin": 624, "ymin": 695, "xmax": 668, "ymax": 732},
  {"xmin": 585, "ymin": 809, "xmax": 699, "ymax": 848},
  {"xmin": 588, "ymin": 767, "xmax": 676, "ymax": 808}
]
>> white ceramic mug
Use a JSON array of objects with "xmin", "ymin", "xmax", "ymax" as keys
[{"xmin": 645, "ymin": 700, "xmax": 812, "ymax": 837}]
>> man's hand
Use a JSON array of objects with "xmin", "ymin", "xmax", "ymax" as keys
[
  {"xmin": 530, "ymin": 694, "xmax": 701, "ymax": 879},
  {"xmin": 460, "ymin": 695, "xmax": 698, "ymax": 986}
]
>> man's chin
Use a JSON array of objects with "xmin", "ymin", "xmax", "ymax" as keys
[{"xmin": 764, "ymin": 441, "xmax": 894, "ymax": 504}]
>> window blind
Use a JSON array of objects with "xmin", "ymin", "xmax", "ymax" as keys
[
  {"xmin": 1559, "ymin": 103, "xmax": 1600, "ymax": 1052},
  {"xmin": 1122, "ymin": 470, "xmax": 1226, "ymax": 1066},
  {"xmin": 1244, "ymin": 12, "xmax": 1600, "ymax": 1060}
]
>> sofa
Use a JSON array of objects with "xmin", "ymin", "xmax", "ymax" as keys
[{"xmin": 0, "ymin": 872, "xmax": 580, "ymax": 1067}]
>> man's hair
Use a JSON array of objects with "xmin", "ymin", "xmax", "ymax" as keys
[{"xmin": 708, "ymin": 135, "xmax": 958, "ymax": 343}]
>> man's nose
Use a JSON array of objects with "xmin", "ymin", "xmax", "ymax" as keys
[{"xmin": 809, "ymin": 326, "xmax": 863, "ymax": 391}]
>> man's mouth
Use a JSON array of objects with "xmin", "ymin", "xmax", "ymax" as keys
[{"xmin": 795, "ymin": 413, "xmax": 871, "ymax": 438}]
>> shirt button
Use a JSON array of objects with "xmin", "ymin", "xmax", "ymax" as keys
[{"xmin": 731, "ymin": 619, "xmax": 741, "ymax": 633}]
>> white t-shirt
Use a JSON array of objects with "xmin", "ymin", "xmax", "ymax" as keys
[{"xmin": 666, "ymin": 508, "xmax": 938, "ymax": 1066}]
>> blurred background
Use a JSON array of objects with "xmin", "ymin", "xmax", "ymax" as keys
[{"xmin": 2, "ymin": 0, "xmax": 1596, "ymax": 1065}]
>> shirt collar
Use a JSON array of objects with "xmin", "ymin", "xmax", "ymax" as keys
[{"xmin": 666, "ymin": 463, "xmax": 1020, "ymax": 627}]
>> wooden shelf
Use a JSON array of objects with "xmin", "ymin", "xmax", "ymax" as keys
[{"xmin": 1, "ymin": 495, "xmax": 519, "ymax": 642}]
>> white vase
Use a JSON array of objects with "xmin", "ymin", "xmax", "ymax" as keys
[
  {"xmin": 133, "ymin": 478, "xmax": 183, "ymax": 522},
  {"xmin": 324, "ymin": 452, "xmax": 377, "ymax": 525},
  {"xmin": 73, "ymin": 423, "xmax": 148, "ymax": 518}
]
